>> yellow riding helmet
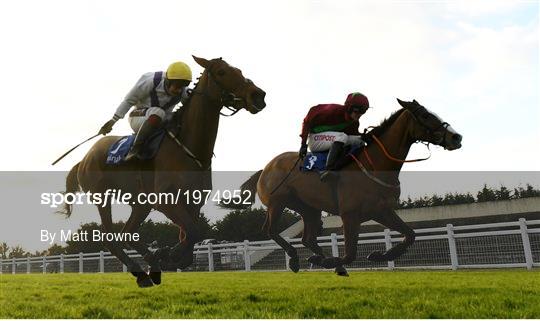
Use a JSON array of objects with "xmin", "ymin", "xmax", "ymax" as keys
[{"xmin": 166, "ymin": 61, "xmax": 192, "ymax": 81}]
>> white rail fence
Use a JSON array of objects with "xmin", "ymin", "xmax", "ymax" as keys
[{"xmin": 2, "ymin": 218, "xmax": 539, "ymax": 274}]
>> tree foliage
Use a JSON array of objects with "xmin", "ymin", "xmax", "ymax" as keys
[
  {"xmin": 213, "ymin": 207, "xmax": 299, "ymax": 242},
  {"xmin": 398, "ymin": 183, "xmax": 540, "ymax": 209}
]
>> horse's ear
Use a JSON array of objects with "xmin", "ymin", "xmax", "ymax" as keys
[
  {"xmin": 396, "ymin": 98, "xmax": 409, "ymax": 108},
  {"xmin": 413, "ymin": 99, "xmax": 419, "ymax": 104},
  {"xmin": 192, "ymin": 55, "xmax": 210, "ymax": 68}
]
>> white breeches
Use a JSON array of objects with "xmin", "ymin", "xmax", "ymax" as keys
[
  {"xmin": 307, "ymin": 131, "xmax": 364, "ymax": 152},
  {"xmin": 128, "ymin": 107, "xmax": 167, "ymax": 133}
]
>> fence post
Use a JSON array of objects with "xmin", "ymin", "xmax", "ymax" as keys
[
  {"xmin": 243, "ymin": 240, "xmax": 251, "ymax": 271},
  {"xmin": 284, "ymin": 237, "xmax": 290, "ymax": 271},
  {"xmin": 208, "ymin": 243, "xmax": 214, "ymax": 272},
  {"xmin": 12, "ymin": 257, "xmax": 16, "ymax": 274},
  {"xmin": 331, "ymin": 233, "xmax": 339, "ymax": 257},
  {"xmin": 27, "ymin": 255, "xmax": 30, "ymax": 274},
  {"xmin": 446, "ymin": 224, "xmax": 459, "ymax": 270},
  {"xmin": 79, "ymin": 252, "xmax": 83, "ymax": 273},
  {"xmin": 99, "ymin": 251, "xmax": 104, "ymax": 273},
  {"xmin": 0, "ymin": 258, "xmax": 3, "ymax": 274},
  {"xmin": 384, "ymin": 229, "xmax": 395, "ymax": 270},
  {"xmin": 123, "ymin": 264, "xmax": 127, "ymax": 273},
  {"xmin": 519, "ymin": 218, "xmax": 533, "ymax": 270},
  {"xmin": 42, "ymin": 256, "xmax": 47, "ymax": 274},
  {"xmin": 60, "ymin": 254, "xmax": 64, "ymax": 273}
]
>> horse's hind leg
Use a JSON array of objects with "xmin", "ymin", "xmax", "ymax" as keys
[
  {"xmin": 368, "ymin": 209, "xmax": 415, "ymax": 262},
  {"xmin": 265, "ymin": 202, "xmax": 300, "ymax": 273},
  {"xmin": 321, "ymin": 211, "xmax": 360, "ymax": 276},
  {"xmin": 96, "ymin": 205, "xmax": 153, "ymax": 288},
  {"xmin": 120, "ymin": 205, "xmax": 164, "ymax": 285},
  {"xmin": 286, "ymin": 201, "xmax": 325, "ymax": 266}
]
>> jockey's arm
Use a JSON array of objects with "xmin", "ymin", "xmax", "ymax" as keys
[{"xmin": 112, "ymin": 74, "xmax": 153, "ymax": 122}]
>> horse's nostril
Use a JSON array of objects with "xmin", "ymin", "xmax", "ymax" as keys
[{"xmin": 453, "ymin": 134, "xmax": 462, "ymax": 143}]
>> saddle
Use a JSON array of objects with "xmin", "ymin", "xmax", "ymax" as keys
[
  {"xmin": 106, "ymin": 108, "xmax": 185, "ymax": 165},
  {"xmin": 106, "ymin": 130, "xmax": 166, "ymax": 164}
]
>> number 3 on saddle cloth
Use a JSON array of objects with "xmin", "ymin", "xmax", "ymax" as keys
[
  {"xmin": 300, "ymin": 145, "xmax": 362, "ymax": 172},
  {"xmin": 106, "ymin": 130, "xmax": 166, "ymax": 164}
]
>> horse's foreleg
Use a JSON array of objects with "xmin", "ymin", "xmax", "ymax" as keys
[
  {"xmin": 120, "ymin": 205, "xmax": 164, "ymax": 284},
  {"xmin": 159, "ymin": 204, "xmax": 201, "ymax": 270},
  {"xmin": 97, "ymin": 205, "xmax": 153, "ymax": 288},
  {"xmin": 266, "ymin": 203, "xmax": 300, "ymax": 273},
  {"xmin": 368, "ymin": 209, "xmax": 415, "ymax": 262}
]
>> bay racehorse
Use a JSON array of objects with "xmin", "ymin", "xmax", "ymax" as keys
[
  {"xmin": 238, "ymin": 99, "xmax": 461, "ymax": 275},
  {"xmin": 59, "ymin": 56, "xmax": 266, "ymax": 287}
]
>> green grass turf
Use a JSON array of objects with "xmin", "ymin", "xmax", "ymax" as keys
[{"xmin": 1, "ymin": 270, "xmax": 539, "ymax": 318}]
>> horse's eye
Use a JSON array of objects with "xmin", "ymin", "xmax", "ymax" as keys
[{"xmin": 217, "ymin": 70, "xmax": 225, "ymax": 76}]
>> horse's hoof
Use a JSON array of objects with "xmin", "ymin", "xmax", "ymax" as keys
[
  {"xmin": 149, "ymin": 271, "xmax": 162, "ymax": 285},
  {"xmin": 335, "ymin": 266, "xmax": 349, "ymax": 277},
  {"xmin": 136, "ymin": 273, "xmax": 154, "ymax": 288},
  {"xmin": 289, "ymin": 256, "xmax": 300, "ymax": 273},
  {"xmin": 367, "ymin": 250, "xmax": 386, "ymax": 262},
  {"xmin": 307, "ymin": 255, "xmax": 324, "ymax": 266}
]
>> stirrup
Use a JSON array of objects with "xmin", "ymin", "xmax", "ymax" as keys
[{"xmin": 320, "ymin": 170, "xmax": 338, "ymax": 182}]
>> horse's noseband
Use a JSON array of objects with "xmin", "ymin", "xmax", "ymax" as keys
[
  {"xmin": 410, "ymin": 107, "xmax": 452, "ymax": 147},
  {"xmin": 205, "ymin": 61, "xmax": 250, "ymax": 116}
]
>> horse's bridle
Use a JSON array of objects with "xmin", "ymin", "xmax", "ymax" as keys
[
  {"xmin": 351, "ymin": 106, "xmax": 450, "ymax": 188},
  {"xmin": 192, "ymin": 59, "xmax": 257, "ymax": 117},
  {"xmin": 407, "ymin": 106, "xmax": 452, "ymax": 148},
  {"xmin": 167, "ymin": 60, "xmax": 256, "ymax": 169}
]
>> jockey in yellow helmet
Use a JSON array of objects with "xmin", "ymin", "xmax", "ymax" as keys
[{"xmin": 99, "ymin": 61, "xmax": 192, "ymax": 161}]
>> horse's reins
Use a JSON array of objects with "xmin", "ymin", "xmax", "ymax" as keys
[
  {"xmin": 269, "ymin": 157, "xmax": 301, "ymax": 195},
  {"xmin": 352, "ymin": 133, "xmax": 431, "ymax": 188},
  {"xmin": 349, "ymin": 107, "xmax": 439, "ymax": 188}
]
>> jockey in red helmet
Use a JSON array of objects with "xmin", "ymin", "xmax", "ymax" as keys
[{"xmin": 299, "ymin": 92, "xmax": 370, "ymax": 180}]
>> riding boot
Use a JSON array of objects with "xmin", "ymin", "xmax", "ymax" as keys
[
  {"xmin": 124, "ymin": 117, "xmax": 161, "ymax": 162},
  {"xmin": 320, "ymin": 141, "xmax": 345, "ymax": 181}
]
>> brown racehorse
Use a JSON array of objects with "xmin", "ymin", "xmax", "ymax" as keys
[
  {"xmin": 238, "ymin": 99, "xmax": 462, "ymax": 276},
  {"xmin": 59, "ymin": 56, "xmax": 266, "ymax": 287}
]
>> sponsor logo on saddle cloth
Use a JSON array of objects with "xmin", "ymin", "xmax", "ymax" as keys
[{"xmin": 106, "ymin": 130, "xmax": 166, "ymax": 164}]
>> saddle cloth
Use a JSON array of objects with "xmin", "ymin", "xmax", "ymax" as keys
[
  {"xmin": 106, "ymin": 130, "xmax": 166, "ymax": 164},
  {"xmin": 300, "ymin": 145, "xmax": 363, "ymax": 172},
  {"xmin": 301, "ymin": 152, "xmax": 328, "ymax": 171}
]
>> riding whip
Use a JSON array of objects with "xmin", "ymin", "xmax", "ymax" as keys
[{"xmin": 51, "ymin": 133, "xmax": 102, "ymax": 166}]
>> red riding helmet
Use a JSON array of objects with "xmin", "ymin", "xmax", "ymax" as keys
[{"xmin": 344, "ymin": 92, "xmax": 369, "ymax": 112}]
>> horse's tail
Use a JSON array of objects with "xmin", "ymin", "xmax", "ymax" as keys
[
  {"xmin": 219, "ymin": 170, "xmax": 262, "ymax": 210},
  {"xmin": 57, "ymin": 162, "xmax": 81, "ymax": 217},
  {"xmin": 240, "ymin": 170, "xmax": 262, "ymax": 205}
]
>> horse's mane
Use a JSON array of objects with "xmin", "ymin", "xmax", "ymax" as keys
[
  {"xmin": 365, "ymin": 108, "xmax": 406, "ymax": 139},
  {"xmin": 169, "ymin": 71, "xmax": 205, "ymax": 129}
]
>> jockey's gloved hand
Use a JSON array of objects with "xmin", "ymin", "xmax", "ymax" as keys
[
  {"xmin": 299, "ymin": 144, "xmax": 308, "ymax": 159},
  {"xmin": 99, "ymin": 119, "xmax": 116, "ymax": 135}
]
